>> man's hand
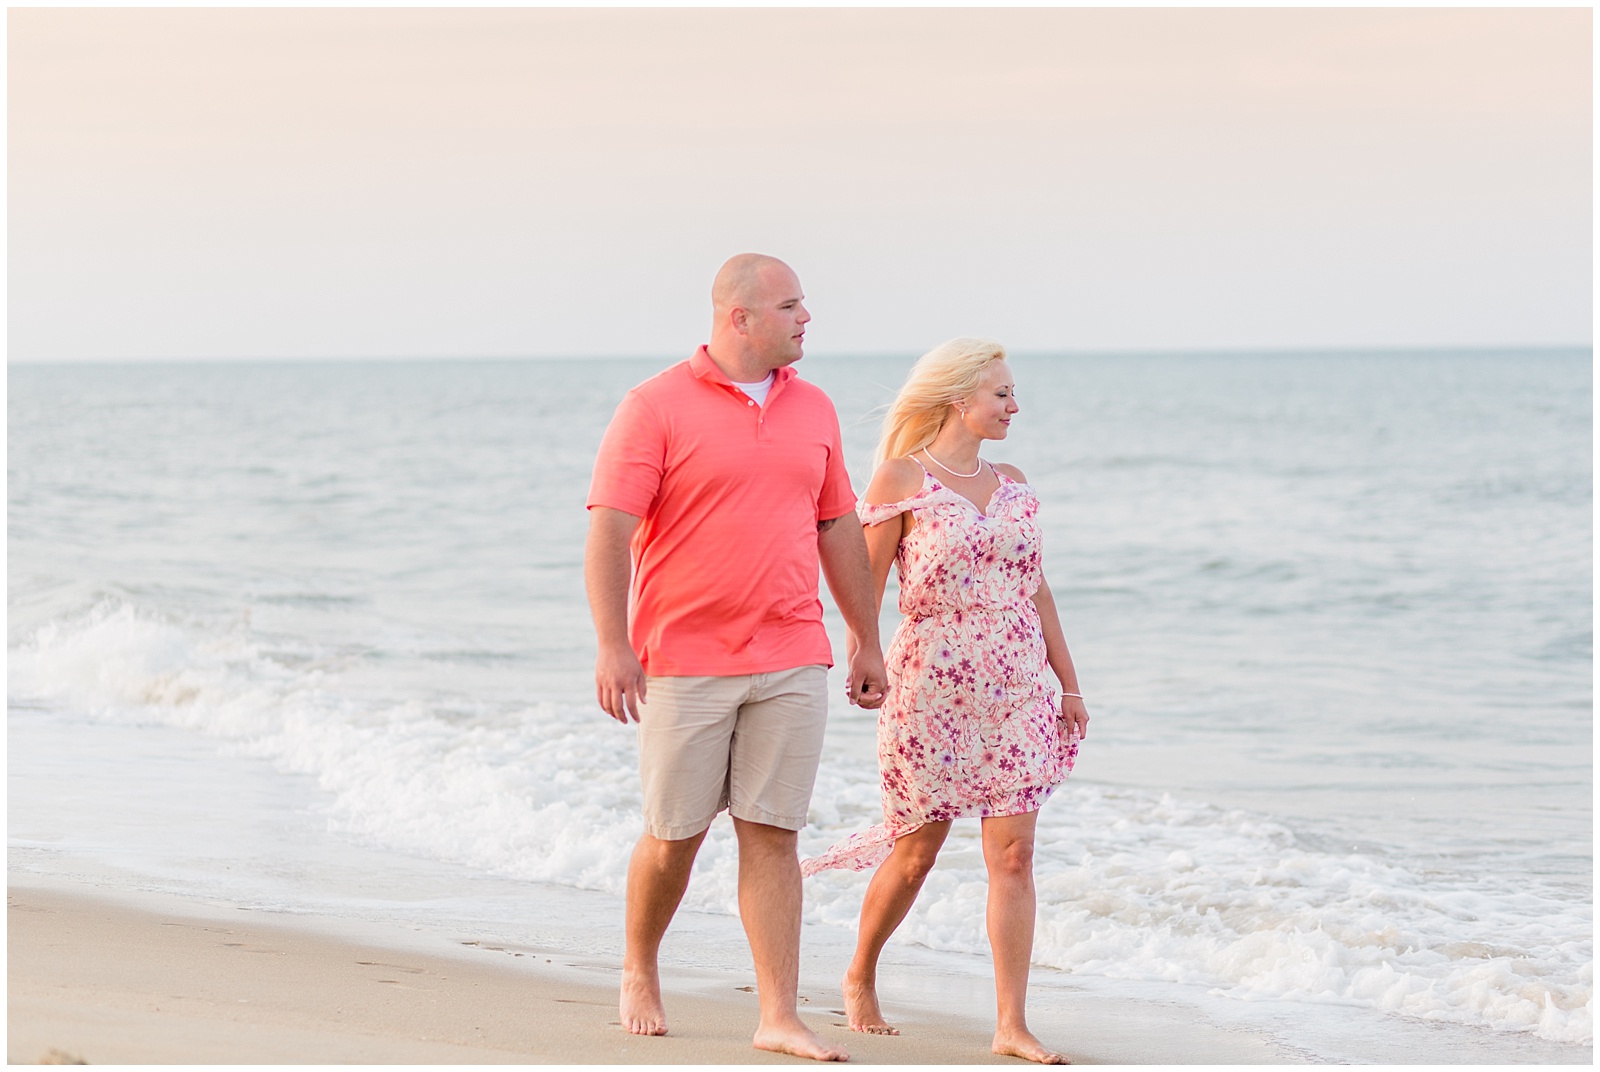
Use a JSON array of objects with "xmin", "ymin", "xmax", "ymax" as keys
[
  {"xmin": 596, "ymin": 642, "xmax": 648, "ymax": 723},
  {"xmin": 819, "ymin": 512, "xmax": 888, "ymax": 709},
  {"xmin": 844, "ymin": 631, "xmax": 888, "ymax": 709},
  {"xmin": 584, "ymin": 506, "xmax": 645, "ymax": 723}
]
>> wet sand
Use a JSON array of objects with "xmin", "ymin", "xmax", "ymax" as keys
[{"xmin": 7, "ymin": 882, "xmax": 1296, "ymax": 1064}]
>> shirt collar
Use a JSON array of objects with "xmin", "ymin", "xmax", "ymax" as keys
[{"xmin": 691, "ymin": 345, "xmax": 797, "ymax": 390}]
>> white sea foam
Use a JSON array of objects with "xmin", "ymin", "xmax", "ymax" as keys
[{"xmin": 10, "ymin": 597, "xmax": 1590, "ymax": 1044}]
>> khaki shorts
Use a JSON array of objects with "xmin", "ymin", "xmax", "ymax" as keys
[{"xmin": 636, "ymin": 665, "xmax": 829, "ymax": 840}]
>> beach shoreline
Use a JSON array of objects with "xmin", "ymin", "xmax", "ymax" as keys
[
  {"xmin": 8, "ymin": 878, "xmax": 1304, "ymax": 1065},
  {"xmin": 8, "ymin": 353, "xmax": 1590, "ymax": 1065}
]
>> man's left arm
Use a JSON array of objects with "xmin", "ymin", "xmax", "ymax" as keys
[{"xmin": 818, "ymin": 513, "xmax": 888, "ymax": 709}]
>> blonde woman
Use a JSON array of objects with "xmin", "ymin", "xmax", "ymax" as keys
[{"xmin": 804, "ymin": 339, "xmax": 1088, "ymax": 1064}]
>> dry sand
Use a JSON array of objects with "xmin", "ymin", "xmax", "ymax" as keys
[{"xmin": 7, "ymin": 882, "xmax": 1297, "ymax": 1064}]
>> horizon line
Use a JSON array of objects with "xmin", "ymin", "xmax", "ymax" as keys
[{"xmin": 8, "ymin": 342, "xmax": 1593, "ymax": 366}]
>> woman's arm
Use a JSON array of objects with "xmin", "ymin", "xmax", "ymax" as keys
[
  {"xmin": 1033, "ymin": 577, "xmax": 1089, "ymax": 742},
  {"xmin": 999, "ymin": 462, "xmax": 1089, "ymax": 743},
  {"xmin": 1031, "ymin": 578, "xmax": 1082, "ymax": 691},
  {"xmin": 860, "ymin": 457, "xmax": 924, "ymax": 613}
]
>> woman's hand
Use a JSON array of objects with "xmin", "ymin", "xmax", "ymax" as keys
[{"xmin": 1059, "ymin": 694, "xmax": 1088, "ymax": 743}]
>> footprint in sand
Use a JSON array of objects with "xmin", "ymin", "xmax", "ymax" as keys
[{"xmin": 39, "ymin": 1049, "xmax": 87, "ymax": 1065}]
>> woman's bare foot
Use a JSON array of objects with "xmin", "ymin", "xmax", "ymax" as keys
[
  {"xmin": 842, "ymin": 974, "xmax": 899, "ymax": 1035},
  {"xmin": 753, "ymin": 1017, "xmax": 850, "ymax": 1061},
  {"xmin": 619, "ymin": 968, "xmax": 668, "ymax": 1036},
  {"xmin": 993, "ymin": 1026, "xmax": 1068, "ymax": 1064}
]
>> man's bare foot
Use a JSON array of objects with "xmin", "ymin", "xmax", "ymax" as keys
[
  {"xmin": 842, "ymin": 974, "xmax": 899, "ymax": 1035},
  {"xmin": 753, "ymin": 1017, "xmax": 850, "ymax": 1061},
  {"xmin": 619, "ymin": 968, "xmax": 668, "ymax": 1036},
  {"xmin": 993, "ymin": 1026, "xmax": 1068, "ymax": 1064}
]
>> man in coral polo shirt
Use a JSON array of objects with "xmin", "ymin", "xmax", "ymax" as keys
[{"xmin": 585, "ymin": 253, "xmax": 886, "ymax": 1061}]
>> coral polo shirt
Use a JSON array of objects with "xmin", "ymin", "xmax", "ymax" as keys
[{"xmin": 586, "ymin": 346, "xmax": 857, "ymax": 676}]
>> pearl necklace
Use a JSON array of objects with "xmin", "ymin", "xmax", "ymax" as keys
[{"xmin": 922, "ymin": 448, "xmax": 983, "ymax": 479}]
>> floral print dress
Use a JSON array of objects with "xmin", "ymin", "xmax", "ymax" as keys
[{"xmin": 804, "ymin": 463, "xmax": 1077, "ymax": 875}]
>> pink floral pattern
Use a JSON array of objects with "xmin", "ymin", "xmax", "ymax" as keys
[{"xmin": 804, "ymin": 465, "xmax": 1077, "ymax": 875}]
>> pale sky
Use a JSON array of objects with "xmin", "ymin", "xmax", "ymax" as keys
[{"xmin": 8, "ymin": 7, "xmax": 1592, "ymax": 361}]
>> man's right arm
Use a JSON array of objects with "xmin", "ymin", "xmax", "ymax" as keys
[{"xmin": 584, "ymin": 506, "xmax": 646, "ymax": 723}]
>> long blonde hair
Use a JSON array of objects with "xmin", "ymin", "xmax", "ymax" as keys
[{"xmin": 875, "ymin": 337, "xmax": 1008, "ymax": 469}]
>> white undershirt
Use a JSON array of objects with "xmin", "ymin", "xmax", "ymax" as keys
[{"xmin": 732, "ymin": 372, "xmax": 775, "ymax": 406}]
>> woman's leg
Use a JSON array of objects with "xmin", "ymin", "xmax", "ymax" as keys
[
  {"xmin": 842, "ymin": 820, "xmax": 952, "ymax": 1033},
  {"xmin": 981, "ymin": 810, "xmax": 1066, "ymax": 1064}
]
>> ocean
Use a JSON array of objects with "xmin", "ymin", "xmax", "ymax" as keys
[{"xmin": 8, "ymin": 350, "xmax": 1592, "ymax": 1061}]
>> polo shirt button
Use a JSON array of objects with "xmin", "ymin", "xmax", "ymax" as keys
[{"xmin": 747, "ymin": 400, "xmax": 754, "ymax": 406}]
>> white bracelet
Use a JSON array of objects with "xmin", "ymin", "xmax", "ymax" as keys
[{"xmin": 1061, "ymin": 691, "xmax": 1083, "ymax": 699}]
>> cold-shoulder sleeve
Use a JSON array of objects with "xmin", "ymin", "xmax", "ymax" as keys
[
  {"xmin": 857, "ymin": 466, "xmax": 932, "ymax": 526},
  {"xmin": 857, "ymin": 499, "xmax": 905, "ymax": 527}
]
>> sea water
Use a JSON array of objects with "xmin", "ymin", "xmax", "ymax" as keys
[{"xmin": 8, "ymin": 351, "xmax": 1591, "ymax": 1060}]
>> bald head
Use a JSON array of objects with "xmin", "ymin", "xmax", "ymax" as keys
[
  {"xmin": 705, "ymin": 253, "xmax": 810, "ymax": 378},
  {"xmin": 711, "ymin": 253, "xmax": 795, "ymax": 316}
]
